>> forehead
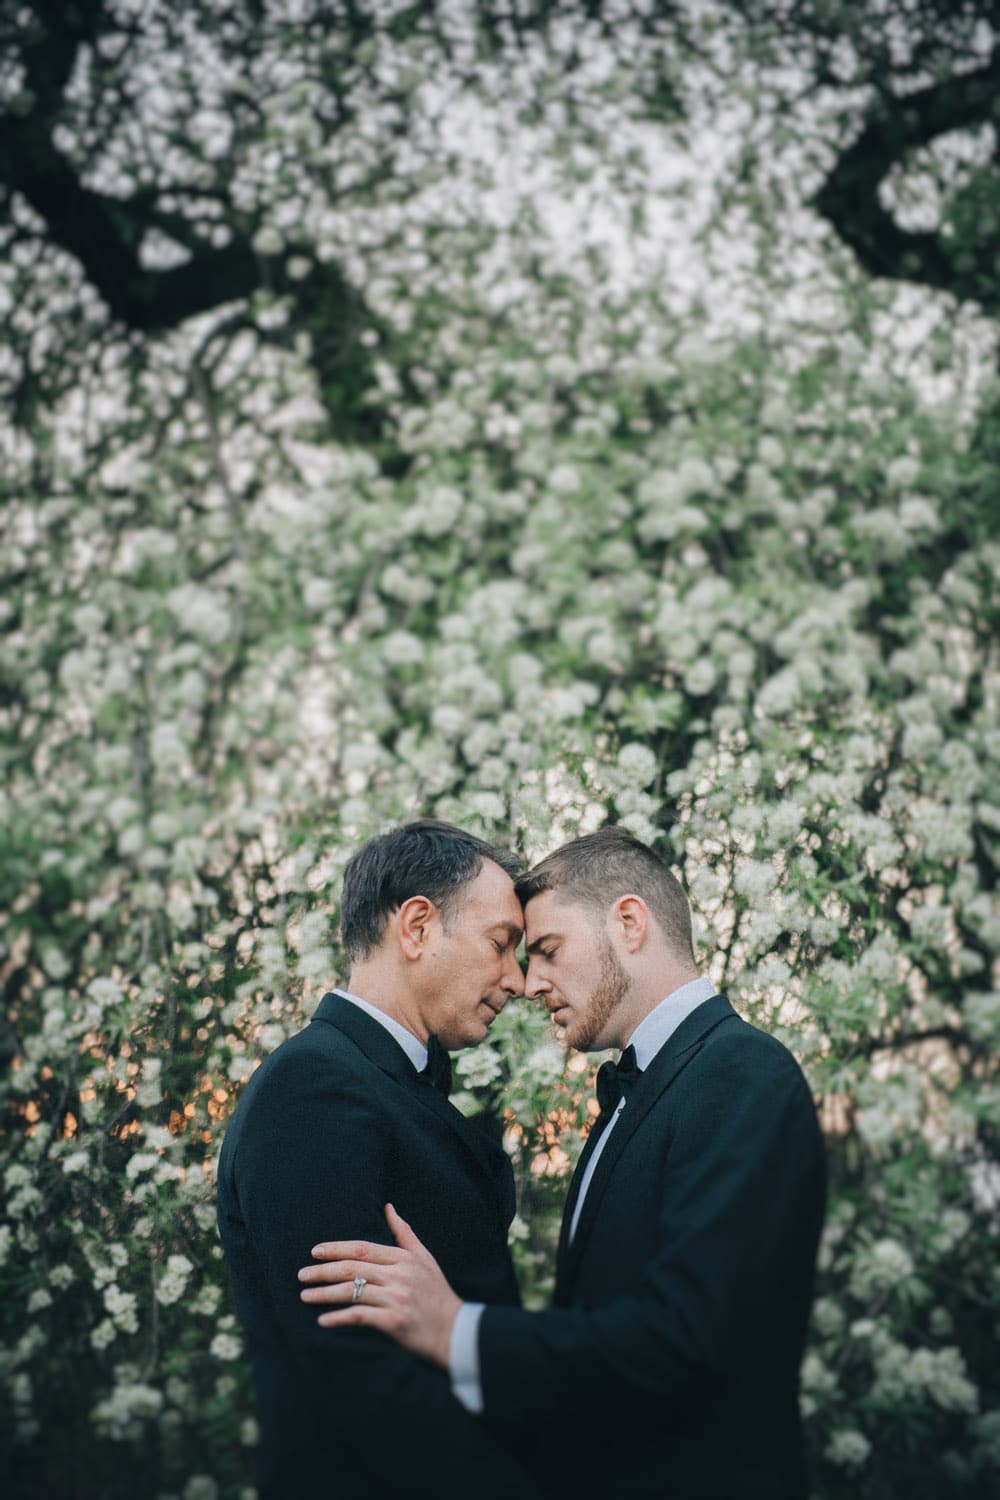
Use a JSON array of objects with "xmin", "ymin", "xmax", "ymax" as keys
[
  {"xmin": 524, "ymin": 889, "xmax": 591, "ymax": 940},
  {"xmin": 461, "ymin": 858, "xmax": 522, "ymax": 926}
]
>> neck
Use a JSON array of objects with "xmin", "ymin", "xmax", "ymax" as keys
[
  {"xmin": 613, "ymin": 964, "xmax": 701, "ymax": 1046},
  {"xmin": 345, "ymin": 961, "xmax": 427, "ymax": 1043}
]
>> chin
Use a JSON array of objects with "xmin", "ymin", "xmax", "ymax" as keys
[
  {"xmin": 566, "ymin": 1023, "xmax": 599, "ymax": 1052},
  {"xmin": 453, "ymin": 1022, "xmax": 489, "ymax": 1049}
]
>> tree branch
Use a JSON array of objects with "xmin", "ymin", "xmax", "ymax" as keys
[
  {"xmin": 813, "ymin": 52, "xmax": 1000, "ymax": 314},
  {"xmin": 0, "ymin": 0, "xmax": 390, "ymax": 451}
]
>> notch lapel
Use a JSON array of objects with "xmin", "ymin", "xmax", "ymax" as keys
[
  {"xmin": 556, "ymin": 994, "xmax": 737, "ymax": 1302},
  {"xmin": 312, "ymin": 992, "xmax": 514, "ymax": 1223},
  {"xmin": 312, "ymin": 990, "xmax": 418, "ymax": 1086}
]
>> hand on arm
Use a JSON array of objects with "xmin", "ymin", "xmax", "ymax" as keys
[{"xmin": 298, "ymin": 1202, "xmax": 461, "ymax": 1368}]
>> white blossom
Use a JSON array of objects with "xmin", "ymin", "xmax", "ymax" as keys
[
  {"xmin": 431, "ymin": 704, "xmax": 468, "ymax": 738},
  {"xmin": 125, "ymin": 1152, "xmax": 159, "ymax": 1181},
  {"xmin": 964, "ymin": 992, "xmax": 999, "ymax": 1043},
  {"xmin": 183, "ymin": 1478, "xmax": 219, "ymax": 1500},
  {"xmin": 616, "ymin": 743, "xmax": 658, "ymax": 786},
  {"xmin": 825, "ymin": 1429, "xmax": 871, "ymax": 1468},
  {"xmin": 455, "ymin": 1045, "xmax": 503, "ymax": 1089},
  {"xmin": 849, "ymin": 1238, "xmax": 914, "ymax": 1300},
  {"xmin": 548, "ymin": 463, "xmax": 580, "ymax": 494},
  {"xmin": 734, "ymin": 862, "xmax": 778, "ymax": 903},
  {"xmin": 156, "ymin": 1255, "xmax": 194, "ymax": 1307},
  {"xmin": 524, "ymin": 1039, "xmax": 566, "ymax": 1086},
  {"xmin": 210, "ymin": 1332, "xmax": 242, "ymax": 1361},
  {"xmin": 381, "ymin": 630, "xmax": 425, "ymax": 666},
  {"xmin": 91, "ymin": 1381, "xmax": 162, "ymax": 1439},
  {"xmin": 968, "ymin": 1158, "xmax": 1000, "ymax": 1215}
]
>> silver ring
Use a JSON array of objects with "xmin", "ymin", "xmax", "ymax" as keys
[{"xmin": 351, "ymin": 1275, "xmax": 367, "ymax": 1305}]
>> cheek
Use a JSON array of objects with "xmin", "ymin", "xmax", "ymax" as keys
[{"xmin": 564, "ymin": 968, "xmax": 588, "ymax": 1003}]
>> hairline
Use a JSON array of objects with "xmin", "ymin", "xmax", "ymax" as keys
[{"xmin": 514, "ymin": 829, "xmax": 695, "ymax": 964}]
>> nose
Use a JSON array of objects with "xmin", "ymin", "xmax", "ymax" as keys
[
  {"xmin": 500, "ymin": 950, "xmax": 524, "ymax": 996},
  {"xmin": 523, "ymin": 961, "xmax": 549, "ymax": 1000}
]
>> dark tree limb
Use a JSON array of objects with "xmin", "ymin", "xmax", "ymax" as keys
[
  {"xmin": 813, "ymin": 52, "xmax": 1000, "ymax": 314},
  {"xmin": 0, "ymin": 0, "xmax": 390, "ymax": 450},
  {"xmin": 856, "ymin": 1024, "xmax": 983, "ymax": 1061},
  {"xmin": 1, "ymin": 0, "xmax": 275, "ymax": 332}
]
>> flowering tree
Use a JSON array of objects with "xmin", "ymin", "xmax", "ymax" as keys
[{"xmin": 1, "ymin": 3, "xmax": 998, "ymax": 1498}]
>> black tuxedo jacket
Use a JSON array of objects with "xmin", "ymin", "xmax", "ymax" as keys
[
  {"xmin": 217, "ymin": 992, "xmax": 544, "ymax": 1500},
  {"xmin": 479, "ymin": 994, "xmax": 826, "ymax": 1500}
]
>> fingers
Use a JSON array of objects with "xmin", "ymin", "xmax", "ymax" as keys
[
  {"xmin": 316, "ymin": 1304, "xmax": 394, "ymax": 1331},
  {"xmin": 309, "ymin": 1239, "xmax": 401, "ymax": 1265},
  {"xmin": 300, "ymin": 1276, "xmax": 390, "ymax": 1308},
  {"xmin": 385, "ymin": 1202, "xmax": 420, "ymax": 1251},
  {"xmin": 298, "ymin": 1258, "xmax": 378, "ymax": 1286}
]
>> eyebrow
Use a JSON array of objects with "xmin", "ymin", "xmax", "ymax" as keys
[
  {"xmin": 491, "ymin": 921, "xmax": 524, "ymax": 942},
  {"xmin": 526, "ymin": 932, "xmax": 558, "ymax": 955}
]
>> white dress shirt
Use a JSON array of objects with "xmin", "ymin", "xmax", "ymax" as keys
[
  {"xmin": 449, "ymin": 976, "xmax": 717, "ymax": 1413},
  {"xmin": 331, "ymin": 987, "xmax": 428, "ymax": 1072}
]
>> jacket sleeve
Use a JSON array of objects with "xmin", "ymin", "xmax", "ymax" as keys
[
  {"xmin": 230, "ymin": 1048, "xmax": 546, "ymax": 1499},
  {"xmin": 478, "ymin": 1036, "xmax": 826, "ymax": 1422}
]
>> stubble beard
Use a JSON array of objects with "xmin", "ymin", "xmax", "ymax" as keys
[{"xmin": 571, "ymin": 938, "xmax": 630, "ymax": 1051}]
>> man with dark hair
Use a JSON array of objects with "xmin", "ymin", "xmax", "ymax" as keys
[
  {"xmin": 217, "ymin": 820, "xmax": 546, "ymax": 1499},
  {"xmin": 299, "ymin": 826, "xmax": 827, "ymax": 1500}
]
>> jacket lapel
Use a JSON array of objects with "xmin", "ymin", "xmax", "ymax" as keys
[
  {"xmin": 312, "ymin": 992, "xmax": 514, "ymax": 1222},
  {"xmin": 555, "ymin": 1103, "xmax": 611, "ymax": 1276},
  {"xmin": 556, "ymin": 994, "xmax": 737, "ymax": 1301},
  {"xmin": 408, "ymin": 1066, "xmax": 516, "ymax": 1222},
  {"xmin": 312, "ymin": 990, "xmax": 418, "ymax": 1086}
]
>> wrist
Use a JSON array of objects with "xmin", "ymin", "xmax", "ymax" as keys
[{"xmin": 434, "ymin": 1292, "xmax": 462, "ymax": 1368}]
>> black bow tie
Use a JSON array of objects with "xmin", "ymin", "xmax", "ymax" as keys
[
  {"xmin": 595, "ymin": 1044, "xmax": 641, "ymax": 1117},
  {"xmin": 422, "ymin": 1034, "xmax": 453, "ymax": 1097}
]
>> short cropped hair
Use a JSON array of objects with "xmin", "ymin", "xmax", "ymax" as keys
[
  {"xmin": 516, "ymin": 826, "xmax": 695, "ymax": 963},
  {"xmin": 340, "ymin": 819, "xmax": 522, "ymax": 963}
]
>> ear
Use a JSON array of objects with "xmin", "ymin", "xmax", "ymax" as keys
[
  {"xmin": 397, "ymin": 895, "xmax": 436, "ymax": 961},
  {"xmin": 613, "ymin": 894, "xmax": 649, "ymax": 954}
]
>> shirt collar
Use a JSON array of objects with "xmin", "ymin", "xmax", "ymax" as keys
[
  {"xmin": 332, "ymin": 988, "xmax": 428, "ymax": 1072},
  {"xmin": 625, "ymin": 976, "xmax": 717, "ymax": 1070}
]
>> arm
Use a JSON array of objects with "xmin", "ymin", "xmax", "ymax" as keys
[{"xmin": 231, "ymin": 1052, "xmax": 547, "ymax": 1496}]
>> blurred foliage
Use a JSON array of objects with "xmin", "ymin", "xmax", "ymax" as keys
[{"xmin": 1, "ymin": 3, "xmax": 999, "ymax": 1499}]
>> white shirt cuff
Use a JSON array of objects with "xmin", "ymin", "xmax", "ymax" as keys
[{"xmin": 448, "ymin": 1301, "xmax": 485, "ymax": 1413}]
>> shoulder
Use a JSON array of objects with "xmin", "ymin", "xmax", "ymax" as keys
[
  {"xmin": 691, "ymin": 1007, "xmax": 813, "ymax": 1099},
  {"xmin": 232, "ymin": 1019, "xmax": 375, "ymax": 1118}
]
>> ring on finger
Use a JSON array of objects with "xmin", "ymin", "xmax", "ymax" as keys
[{"xmin": 352, "ymin": 1275, "xmax": 367, "ymax": 1305}]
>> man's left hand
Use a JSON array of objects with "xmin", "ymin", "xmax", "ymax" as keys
[{"xmin": 298, "ymin": 1203, "xmax": 461, "ymax": 1368}]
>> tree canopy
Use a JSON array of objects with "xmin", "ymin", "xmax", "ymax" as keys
[{"xmin": 1, "ymin": 4, "xmax": 998, "ymax": 1498}]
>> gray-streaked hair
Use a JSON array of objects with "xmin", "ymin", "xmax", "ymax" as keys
[{"xmin": 340, "ymin": 819, "xmax": 522, "ymax": 962}]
